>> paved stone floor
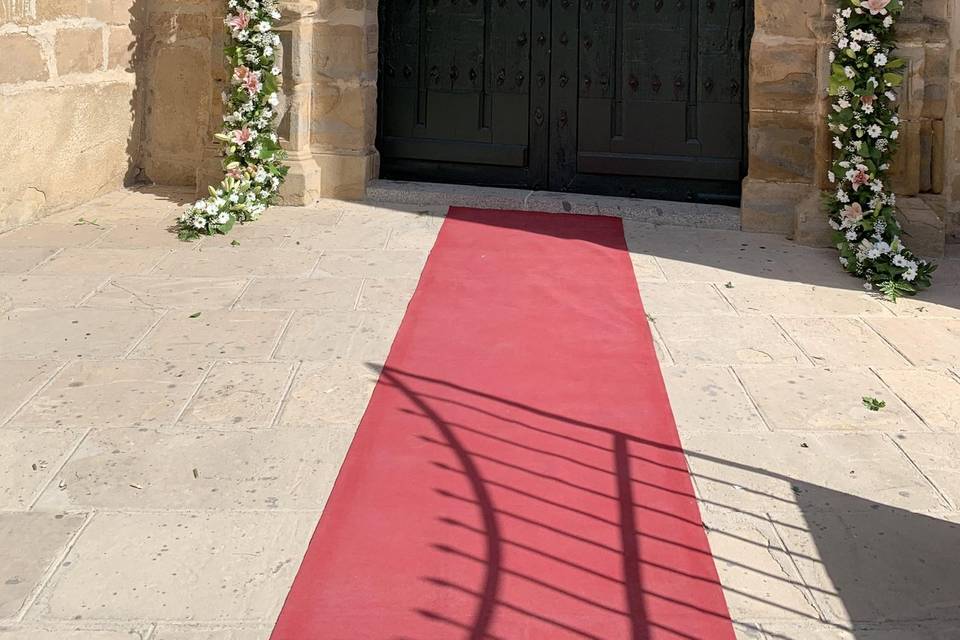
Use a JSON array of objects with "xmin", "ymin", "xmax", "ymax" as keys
[{"xmin": 1, "ymin": 186, "xmax": 959, "ymax": 639}]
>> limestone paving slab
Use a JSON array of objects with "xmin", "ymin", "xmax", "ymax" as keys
[
  {"xmin": 874, "ymin": 368, "xmax": 960, "ymax": 432},
  {"xmin": 89, "ymin": 222, "xmax": 186, "ymax": 250},
  {"xmin": 84, "ymin": 277, "xmax": 249, "ymax": 310},
  {"xmin": 879, "ymin": 285, "xmax": 960, "ymax": 318},
  {"xmin": 0, "ymin": 275, "xmax": 104, "ymax": 311},
  {"xmin": 893, "ymin": 433, "xmax": 960, "ymax": 508},
  {"xmin": 14, "ymin": 360, "xmax": 208, "ymax": 429},
  {"xmin": 700, "ymin": 511, "xmax": 822, "ymax": 624},
  {"xmin": 236, "ymin": 277, "xmax": 362, "ymax": 311},
  {"xmin": 34, "ymin": 427, "xmax": 357, "ymax": 511},
  {"xmin": 758, "ymin": 622, "xmax": 960, "ymax": 640},
  {"xmin": 0, "ymin": 224, "xmax": 107, "ymax": 249},
  {"xmin": 720, "ymin": 284, "xmax": 890, "ymax": 317},
  {"xmin": 274, "ymin": 310, "xmax": 402, "ymax": 363},
  {"xmin": 635, "ymin": 282, "xmax": 736, "ymax": 317},
  {"xmin": 653, "ymin": 316, "xmax": 808, "ymax": 366},
  {"xmin": 683, "ymin": 432, "xmax": 945, "ymax": 516},
  {"xmin": 177, "ymin": 362, "xmax": 294, "ymax": 428},
  {"xmin": 0, "ymin": 429, "xmax": 84, "ymax": 510},
  {"xmin": 0, "ymin": 360, "xmax": 61, "ymax": 423},
  {"xmin": 867, "ymin": 318, "xmax": 960, "ymax": 367},
  {"xmin": 776, "ymin": 317, "xmax": 910, "ymax": 367},
  {"xmin": 312, "ymin": 249, "xmax": 429, "ymax": 278},
  {"xmin": 0, "ymin": 512, "xmax": 86, "ymax": 619},
  {"xmin": 773, "ymin": 508, "xmax": 960, "ymax": 626},
  {"xmin": 279, "ymin": 359, "xmax": 381, "ymax": 426},
  {"xmin": 628, "ymin": 253, "xmax": 666, "ymax": 281},
  {"xmin": 0, "ymin": 308, "xmax": 160, "ymax": 359},
  {"xmin": 356, "ymin": 277, "xmax": 420, "ymax": 312},
  {"xmin": 0, "ymin": 627, "xmax": 148, "ymax": 640},
  {"xmin": 284, "ymin": 221, "xmax": 391, "ymax": 252},
  {"xmin": 130, "ymin": 310, "xmax": 289, "ymax": 360},
  {"xmin": 152, "ymin": 248, "xmax": 319, "ymax": 278},
  {"xmin": 32, "ymin": 512, "xmax": 318, "ymax": 623},
  {"xmin": 661, "ymin": 367, "xmax": 766, "ymax": 432},
  {"xmin": 0, "ymin": 249, "xmax": 58, "ymax": 274},
  {"xmin": 734, "ymin": 366, "xmax": 923, "ymax": 432},
  {"xmin": 33, "ymin": 249, "xmax": 170, "ymax": 276},
  {"xmin": 151, "ymin": 626, "xmax": 271, "ymax": 640}
]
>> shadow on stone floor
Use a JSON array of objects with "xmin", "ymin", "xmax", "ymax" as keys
[{"xmin": 364, "ymin": 363, "xmax": 960, "ymax": 639}]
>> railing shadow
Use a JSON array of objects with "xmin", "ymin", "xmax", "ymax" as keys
[{"xmin": 372, "ymin": 363, "xmax": 960, "ymax": 639}]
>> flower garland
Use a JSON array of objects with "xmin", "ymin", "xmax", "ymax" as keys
[
  {"xmin": 176, "ymin": 0, "xmax": 288, "ymax": 240},
  {"xmin": 826, "ymin": 0, "xmax": 935, "ymax": 299}
]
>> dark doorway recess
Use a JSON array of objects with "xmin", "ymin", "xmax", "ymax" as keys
[{"xmin": 377, "ymin": 0, "xmax": 749, "ymax": 204}]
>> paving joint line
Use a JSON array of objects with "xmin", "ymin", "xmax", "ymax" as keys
[
  {"xmin": 860, "ymin": 316, "xmax": 916, "ymax": 366},
  {"xmin": 121, "ymin": 308, "xmax": 169, "ymax": 360},
  {"xmin": 769, "ymin": 315, "xmax": 818, "ymax": 367},
  {"xmin": 885, "ymin": 433, "xmax": 956, "ymax": 510},
  {"xmin": 0, "ymin": 360, "xmax": 71, "ymax": 428},
  {"xmin": 727, "ymin": 365, "xmax": 774, "ymax": 432},
  {"xmin": 868, "ymin": 367, "xmax": 932, "ymax": 432},
  {"xmin": 268, "ymin": 310, "xmax": 297, "ymax": 361},
  {"xmin": 15, "ymin": 509, "xmax": 96, "ymax": 623},
  {"xmin": 168, "ymin": 360, "xmax": 217, "ymax": 428},
  {"xmin": 270, "ymin": 360, "xmax": 303, "ymax": 428},
  {"xmin": 26, "ymin": 427, "xmax": 93, "ymax": 510}
]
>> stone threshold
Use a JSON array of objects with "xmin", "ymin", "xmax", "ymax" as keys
[{"xmin": 367, "ymin": 180, "xmax": 742, "ymax": 231}]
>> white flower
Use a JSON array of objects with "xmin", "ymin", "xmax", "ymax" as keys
[
  {"xmin": 850, "ymin": 42, "xmax": 861, "ymax": 53},
  {"xmin": 883, "ymin": 16, "xmax": 893, "ymax": 28},
  {"xmin": 216, "ymin": 212, "xmax": 230, "ymax": 224},
  {"xmin": 844, "ymin": 66, "xmax": 855, "ymax": 79},
  {"xmin": 842, "ymin": 8, "xmax": 852, "ymax": 18},
  {"xmin": 828, "ymin": 171, "xmax": 836, "ymax": 183},
  {"xmin": 829, "ymin": 51, "xmax": 836, "ymax": 63},
  {"xmin": 845, "ymin": 230, "xmax": 858, "ymax": 241},
  {"xmin": 867, "ymin": 124, "xmax": 882, "ymax": 138},
  {"xmin": 833, "ymin": 136, "xmax": 843, "ymax": 149},
  {"xmin": 192, "ymin": 215, "xmax": 207, "ymax": 229},
  {"xmin": 890, "ymin": 130, "xmax": 899, "ymax": 140},
  {"xmin": 874, "ymin": 53, "xmax": 888, "ymax": 66},
  {"xmin": 863, "ymin": 282, "xmax": 873, "ymax": 291}
]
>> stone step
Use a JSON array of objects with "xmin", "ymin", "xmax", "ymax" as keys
[{"xmin": 366, "ymin": 179, "xmax": 742, "ymax": 231}]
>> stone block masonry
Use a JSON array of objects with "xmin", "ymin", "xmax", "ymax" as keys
[{"xmin": 0, "ymin": 0, "xmax": 144, "ymax": 231}]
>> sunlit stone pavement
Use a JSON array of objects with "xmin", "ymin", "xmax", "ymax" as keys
[{"xmin": 1, "ymin": 186, "xmax": 959, "ymax": 639}]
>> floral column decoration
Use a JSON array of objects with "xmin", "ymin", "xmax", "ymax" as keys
[
  {"xmin": 177, "ymin": 0, "xmax": 289, "ymax": 240},
  {"xmin": 826, "ymin": 0, "xmax": 935, "ymax": 299}
]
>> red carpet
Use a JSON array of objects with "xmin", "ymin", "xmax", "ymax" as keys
[{"xmin": 271, "ymin": 208, "xmax": 735, "ymax": 639}]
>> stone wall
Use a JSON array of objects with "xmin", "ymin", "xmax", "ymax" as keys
[
  {"xmin": 139, "ymin": 0, "xmax": 215, "ymax": 185},
  {"xmin": 742, "ymin": 0, "xmax": 954, "ymax": 253},
  {"xmin": 0, "ymin": 0, "xmax": 143, "ymax": 230},
  {"xmin": 947, "ymin": 0, "xmax": 960, "ymax": 239}
]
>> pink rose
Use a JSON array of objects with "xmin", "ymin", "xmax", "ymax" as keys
[
  {"xmin": 863, "ymin": 0, "xmax": 890, "ymax": 15},
  {"xmin": 233, "ymin": 65, "xmax": 250, "ymax": 82}
]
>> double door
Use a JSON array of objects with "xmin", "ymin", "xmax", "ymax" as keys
[{"xmin": 377, "ymin": 0, "xmax": 747, "ymax": 202}]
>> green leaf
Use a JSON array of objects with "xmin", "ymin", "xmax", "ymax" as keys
[
  {"xmin": 189, "ymin": 312, "xmax": 202, "ymax": 319},
  {"xmin": 862, "ymin": 396, "xmax": 886, "ymax": 412}
]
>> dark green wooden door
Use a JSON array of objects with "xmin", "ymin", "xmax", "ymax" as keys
[{"xmin": 377, "ymin": 0, "xmax": 747, "ymax": 202}]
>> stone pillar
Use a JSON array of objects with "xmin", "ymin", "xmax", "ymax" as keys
[
  {"xmin": 198, "ymin": 0, "xmax": 379, "ymax": 202},
  {"xmin": 307, "ymin": 0, "xmax": 380, "ymax": 199},
  {"xmin": 274, "ymin": 1, "xmax": 325, "ymax": 204},
  {"xmin": 741, "ymin": 0, "xmax": 830, "ymax": 241}
]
